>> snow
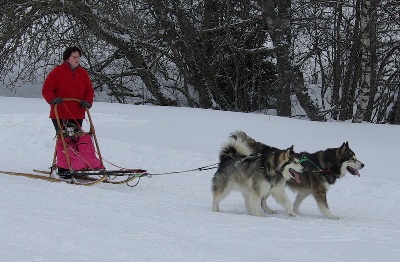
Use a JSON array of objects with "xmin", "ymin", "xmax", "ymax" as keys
[{"xmin": 0, "ymin": 96, "xmax": 399, "ymax": 262}]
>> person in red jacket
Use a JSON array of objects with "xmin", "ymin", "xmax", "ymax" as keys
[
  {"xmin": 42, "ymin": 46, "xmax": 95, "ymax": 178},
  {"xmin": 42, "ymin": 46, "xmax": 94, "ymax": 133}
]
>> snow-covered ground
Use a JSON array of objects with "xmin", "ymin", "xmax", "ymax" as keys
[{"xmin": 0, "ymin": 96, "xmax": 399, "ymax": 262}]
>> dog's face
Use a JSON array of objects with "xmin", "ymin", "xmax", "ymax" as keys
[
  {"xmin": 281, "ymin": 146, "xmax": 303, "ymax": 183},
  {"xmin": 338, "ymin": 142, "xmax": 365, "ymax": 178}
]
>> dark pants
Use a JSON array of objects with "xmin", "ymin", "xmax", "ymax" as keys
[{"xmin": 52, "ymin": 119, "xmax": 83, "ymax": 133}]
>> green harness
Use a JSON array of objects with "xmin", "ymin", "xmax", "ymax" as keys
[{"xmin": 298, "ymin": 156, "xmax": 330, "ymax": 173}]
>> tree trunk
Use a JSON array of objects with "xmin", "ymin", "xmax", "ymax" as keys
[
  {"xmin": 292, "ymin": 68, "xmax": 325, "ymax": 121},
  {"xmin": 258, "ymin": 0, "xmax": 322, "ymax": 119},
  {"xmin": 354, "ymin": 0, "xmax": 374, "ymax": 123},
  {"xmin": 394, "ymin": 97, "xmax": 400, "ymax": 124},
  {"xmin": 363, "ymin": 0, "xmax": 379, "ymax": 122},
  {"xmin": 257, "ymin": 0, "xmax": 292, "ymax": 117},
  {"xmin": 339, "ymin": 0, "xmax": 362, "ymax": 121},
  {"xmin": 332, "ymin": 2, "xmax": 343, "ymax": 120}
]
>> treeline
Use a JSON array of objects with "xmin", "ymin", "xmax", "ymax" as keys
[{"xmin": 0, "ymin": 0, "xmax": 399, "ymax": 123}]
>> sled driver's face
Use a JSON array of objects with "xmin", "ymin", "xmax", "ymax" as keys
[{"xmin": 67, "ymin": 51, "xmax": 81, "ymax": 68}]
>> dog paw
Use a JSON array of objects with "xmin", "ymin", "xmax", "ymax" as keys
[
  {"xmin": 261, "ymin": 205, "xmax": 277, "ymax": 214},
  {"xmin": 325, "ymin": 214, "xmax": 340, "ymax": 219},
  {"xmin": 249, "ymin": 211, "xmax": 265, "ymax": 217},
  {"xmin": 264, "ymin": 209, "xmax": 277, "ymax": 214}
]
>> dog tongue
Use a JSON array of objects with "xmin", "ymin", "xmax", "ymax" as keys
[
  {"xmin": 291, "ymin": 170, "xmax": 300, "ymax": 183},
  {"xmin": 348, "ymin": 167, "xmax": 361, "ymax": 177}
]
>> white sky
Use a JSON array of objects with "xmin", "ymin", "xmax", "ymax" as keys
[{"xmin": 0, "ymin": 96, "xmax": 399, "ymax": 262}]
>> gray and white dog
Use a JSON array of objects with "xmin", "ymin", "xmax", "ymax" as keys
[
  {"xmin": 211, "ymin": 133, "xmax": 303, "ymax": 217},
  {"xmin": 230, "ymin": 131, "xmax": 365, "ymax": 219}
]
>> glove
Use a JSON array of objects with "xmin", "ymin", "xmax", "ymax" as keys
[
  {"xmin": 50, "ymin": 97, "xmax": 63, "ymax": 105},
  {"xmin": 80, "ymin": 100, "xmax": 91, "ymax": 109}
]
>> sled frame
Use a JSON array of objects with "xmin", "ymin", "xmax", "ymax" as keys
[
  {"xmin": 49, "ymin": 98, "xmax": 107, "ymax": 184},
  {"xmin": 52, "ymin": 98, "xmax": 103, "ymax": 172},
  {"xmin": 48, "ymin": 98, "xmax": 147, "ymax": 186}
]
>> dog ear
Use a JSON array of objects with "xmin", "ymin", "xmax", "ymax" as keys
[
  {"xmin": 285, "ymin": 149, "xmax": 289, "ymax": 159},
  {"xmin": 285, "ymin": 146, "xmax": 294, "ymax": 159},
  {"xmin": 286, "ymin": 145, "xmax": 294, "ymax": 152},
  {"xmin": 339, "ymin": 142, "xmax": 349, "ymax": 156}
]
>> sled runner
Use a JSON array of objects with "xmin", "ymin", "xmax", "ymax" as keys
[{"xmin": 0, "ymin": 98, "xmax": 148, "ymax": 187}]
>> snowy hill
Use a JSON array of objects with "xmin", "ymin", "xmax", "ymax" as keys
[{"xmin": 0, "ymin": 96, "xmax": 399, "ymax": 262}]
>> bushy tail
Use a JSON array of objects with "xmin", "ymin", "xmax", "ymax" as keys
[
  {"xmin": 219, "ymin": 132, "xmax": 253, "ymax": 161},
  {"xmin": 229, "ymin": 130, "xmax": 257, "ymax": 145}
]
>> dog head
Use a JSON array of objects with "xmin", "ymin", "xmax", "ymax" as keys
[
  {"xmin": 337, "ymin": 142, "xmax": 365, "ymax": 178},
  {"xmin": 280, "ymin": 145, "xmax": 303, "ymax": 183}
]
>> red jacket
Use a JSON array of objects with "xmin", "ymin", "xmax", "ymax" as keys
[{"xmin": 42, "ymin": 62, "xmax": 94, "ymax": 119}]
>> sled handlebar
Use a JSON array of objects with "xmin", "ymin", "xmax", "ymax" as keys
[
  {"xmin": 61, "ymin": 98, "xmax": 81, "ymax": 102},
  {"xmin": 53, "ymin": 98, "xmax": 90, "ymax": 110},
  {"xmin": 53, "ymin": 98, "xmax": 91, "ymax": 117},
  {"xmin": 56, "ymin": 98, "xmax": 90, "ymax": 105},
  {"xmin": 53, "ymin": 98, "xmax": 93, "ymax": 130}
]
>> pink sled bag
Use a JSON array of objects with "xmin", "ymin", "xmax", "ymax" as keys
[{"xmin": 56, "ymin": 134, "xmax": 105, "ymax": 171}]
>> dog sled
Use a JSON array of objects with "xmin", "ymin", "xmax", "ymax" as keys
[{"xmin": 0, "ymin": 98, "xmax": 148, "ymax": 186}]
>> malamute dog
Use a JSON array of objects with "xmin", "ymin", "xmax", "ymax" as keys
[
  {"xmin": 211, "ymin": 135, "xmax": 303, "ymax": 217},
  {"xmin": 231, "ymin": 131, "xmax": 365, "ymax": 219}
]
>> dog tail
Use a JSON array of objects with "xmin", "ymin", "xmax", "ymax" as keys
[
  {"xmin": 229, "ymin": 130, "xmax": 264, "ymax": 154},
  {"xmin": 219, "ymin": 135, "xmax": 252, "ymax": 161},
  {"xmin": 229, "ymin": 130, "xmax": 255, "ymax": 144}
]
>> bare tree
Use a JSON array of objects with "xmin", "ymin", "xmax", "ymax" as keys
[
  {"xmin": 1, "ymin": 0, "xmax": 399, "ymax": 122},
  {"xmin": 257, "ymin": 0, "xmax": 323, "ymax": 120},
  {"xmin": 0, "ymin": 0, "xmax": 279, "ymax": 112},
  {"xmin": 292, "ymin": 0, "xmax": 399, "ymax": 123}
]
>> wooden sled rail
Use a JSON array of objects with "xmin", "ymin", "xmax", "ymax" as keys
[{"xmin": 0, "ymin": 169, "xmax": 148, "ymax": 187}]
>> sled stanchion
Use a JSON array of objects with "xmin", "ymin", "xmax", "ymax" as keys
[
  {"xmin": 54, "ymin": 103, "xmax": 73, "ymax": 172},
  {"xmin": 85, "ymin": 108, "xmax": 104, "ymax": 167},
  {"xmin": 51, "ymin": 137, "xmax": 58, "ymax": 175}
]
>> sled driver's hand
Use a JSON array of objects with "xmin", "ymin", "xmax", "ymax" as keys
[
  {"xmin": 50, "ymin": 97, "xmax": 63, "ymax": 105},
  {"xmin": 80, "ymin": 100, "xmax": 91, "ymax": 109}
]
